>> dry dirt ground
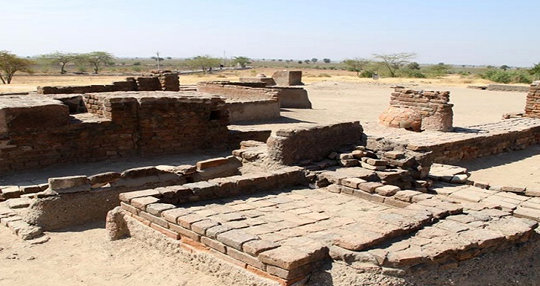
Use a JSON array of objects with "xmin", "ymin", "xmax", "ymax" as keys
[{"xmin": 1, "ymin": 76, "xmax": 539, "ymax": 286}]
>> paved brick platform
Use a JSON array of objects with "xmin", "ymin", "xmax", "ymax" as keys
[
  {"xmin": 116, "ymin": 182, "xmax": 538, "ymax": 284},
  {"xmin": 367, "ymin": 117, "xmax": 540, "ymax": 164}
]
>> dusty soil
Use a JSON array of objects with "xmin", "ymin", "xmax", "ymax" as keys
[{"xmin": 1, "ymin": 76, "xmax": 539, "ymax": 285}]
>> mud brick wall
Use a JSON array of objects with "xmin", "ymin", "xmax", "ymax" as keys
[
  {"xmin": 36, "ymin": 74, "xmax": 180, "ymax": 94},
  {"xmin": 525, "ymin": 81, "xmax": 540, "ymax": 118},
  {"xmin": 159, "ymin": 73, "xmax": 180, "ymax": 91},
  {"xmin": 197, "ymin": 81, "xmax": 279, "ymax": 101},
  {"xmin": 272, "ymin": 70, "xmax": 303, "ymax": 86},
  {"xmin": 267, "ymin": 121, "xmax": 364, "ymax": 165},
  {"xmin": 379, "ymin": 88, "xmax": 453, "ymax": 132},
  {"xmin": 133, "ymin": 93, "xmax": 229, "ymax": 155},
  {"xmin": 197, "ymin": 81, "xmax": 312, "ymax": 109},
  {"xmin": 270, "ymin": 87, "xmax": 312, "ymax": 109},
  {"xmin": 0, "ymin": 92, "xmax": 229, "ymax": 172},
  {"xmin": 37, "ymin": 84, "xmax": 119, "ymax": 94},
  {"xmin": 227, "ymin": 100, "xmax": 280, "ymax": 123},
  {"xmin": 369, "ymin": 118, "xmax": 540, "ymax": 165}
]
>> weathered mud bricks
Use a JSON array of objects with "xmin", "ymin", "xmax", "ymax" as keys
[
  {"xmin": 37, "ymin": 74, "xmax": 180, "ymax": 94},
  {"xmin": 272, "ymin": 70, "xmax": 303, "ymax": 86},
  {"xmin": 267, "ymin": 121, "xmax": 364, "ymax": 165},
  {"xmin": 158, "ymin": 73, "xmax": 181, "ymax": 91},
  {"xmin": 525, "ymin": 81, "xmax": 540, "ymax": 118},
  {"xmin": 0, "ymin": 91, "xmax": 229, "ymax": 172},
  {"xmin": 197, "ymin": 81, "xmax": 312, "ymax": 109},
  {"xmin": 379, "ymin": 88, "xmax": 453, "ymax": 132}
]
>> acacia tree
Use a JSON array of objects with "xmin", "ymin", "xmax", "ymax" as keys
[
  {"xmin": 343, "ymin": 58, "xmax": 370, "ymax": 76},
  {"xmin": 323, "ymin": 58, "xmax": 331, "ymax": 63},
  {"xmin": 0, "ymin": 51, "xmax": 33, "ymax": 84},
  {"xmin": 373, "ymin": 52, "xmax": 416, "ymax": 77},
  {"xmin": 78, "ymin": 51, "xmax": 115, "ymax": 74},
  {"xmin": 186, "ymin": 55, "xmax": 221, "ymax": 73},
  {"xmin": 232, "ymin": 56, "xmax": 251, "ymax": 68},
  {"xmin": 41, "ymin": 52, "xmax": 77, "ymax": 74}
]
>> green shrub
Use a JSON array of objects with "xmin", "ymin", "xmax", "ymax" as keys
[
  {"xmin": 482, "ymin": 69, "xmax": 531, "ymax": 84},
  {"xmin": 359, "ymin": 70, "xmax": 375, "ymax": 78},
  {"xmin": 397, "ymin": 68, "xmax": 426, "ymax": 78}
]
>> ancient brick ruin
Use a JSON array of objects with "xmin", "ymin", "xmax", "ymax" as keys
[
  {"xmin": 197, "ymin": 81, "xmax": 312, "ymax": 109},
  {"xmin": 239, "ymin": 70, "xmax": 303, "ymax": 87},
  {"xmin": 272, "ymin": 71, "xmax": 303, "ymax": 86},
  {"xmin": 0, "ymin": 91, "xmax": 229, "ymax": 173},
  {"xmin": 525, "ymin": 81, "xmax": 540, "ymax": 118},
  {"xmin": 37, "ymin": 72, "xmax": 180, "ymax": 94},
  {"xmin": 3, "ymin": 74, "xmax": 540, "ymax": 285},
  {"xmin": 379, "ymin": 88, "xmax": 453, "ymax": 132}
]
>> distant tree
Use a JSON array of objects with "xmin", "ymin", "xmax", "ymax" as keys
[
  {"xmin": 78, "ymin": 51, "xmax": 115, "ymax": 74},
  {"xmin": 41, "ymin": 51, "xmax": 77, "ymax": 74},
  {"xmin": 343, "ymin": 58, "xmax": 370, "ymax": 76},
  {"xmin": 500, "ymin": 65, "xmax": 510, "ymax": 71},
  {"xmin": 323, "ymin": 58, "xmax": 331, "ymax": 64},
  {"xmin": 186, "ymin": 55, "xmax": 221, "ymax": 73},
  {"xmin": 304, "ymin": 59, "xmax": 311, "ymax": 64},
  {"xmin": 278, "ymin": 59, "xmax": 283, "ymax": 62},
  {"xmin": 529, "ymin": 63, "xmax": 540, "ymax": 80},
  {"xmin": 0, "ymin": 51, "xmax": 33, "ymax": 84},
  {"xmin": 311, "ymin": 58, "xmax": 318, "ymax": 63},
  {"xmin": 232, "ymin": 56, "xmax": 251, "ymax": 68},
  {"xmin": 298, "ymin": 60, "xmax": 303, "ymax": 64},
  {"xmin": 151, "ymin": 56, "xmax": 165, "ymax": 61},
  {"xmin": 373, "ymin": 52, "xmax": 416, "ymax": 77},
  {"xmin": 407, "ymin": 62, "xmax": 420, "ymax": 70}
]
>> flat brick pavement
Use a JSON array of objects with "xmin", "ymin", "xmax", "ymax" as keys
[{"xmin": 119, "ymin": 184, "xmax": 539, "ymax": 283}]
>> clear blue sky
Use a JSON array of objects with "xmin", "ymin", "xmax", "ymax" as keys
[{"xmin": 1, "ymin": 0, "xmax": 539, "ymax": 66}]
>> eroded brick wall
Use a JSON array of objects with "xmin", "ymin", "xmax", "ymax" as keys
[
  {"xmin": 0, "ymin": 91, "xmax": 229, "ymax": 172},
  {"xmin": 37, "ymin": 74, "xmax": 179, "ymax": 94},
  {"xmin": 197, "ymin": 81, "xmax": 312, "ymax": 109},
  {"xmin": 227, "ymin": 100, "xmax": 280, "ymax": 123},
  {"xmin": 197, "ymin": 81, "xmax": 279, "ymax": 101},
  {"xmin": 267, "ymin": 121, "xmax": 364, "ymax": 165},
  {"xmin": 525, "ymin": 81, "xmax": 540, "ymax": 118},
  {"xmin": 379, "ymin": 88, "xmax": 453, "ymax": 132}
]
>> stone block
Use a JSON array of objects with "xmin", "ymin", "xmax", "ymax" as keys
[
  {"xmin": 341, "ymin": 177, "xmax": 366, "ymax": 189},
  {"xmin": 259, "ymin": 245, "xmax": 325, "ymax": 270},
  {"xmin": 131, "ymin": 196, "xmax": 160, "ymax": 210},
  {"xmin": 177, "ymin": 213, "xmax": 207, "ymax": 229},
  {"xmin": 514, "ymin": 207, "xmax": 540, "ymax": 221},
  {"xmin": 191, "ymin": 219, "xmax": 220, "ymax": 235},
  {"xmin": 146, "ymin": 203, "xmax": 176, "ymax": 216},
  {"xmin": 1, "ymin": 186, "xmax": 22, "ymax": 199},
  {"xmin": 196, "ymin": 157, "xmax": 229, "ymax": 170},
  {"xmin": 375, "ymin": 185, "xmax": 400, "ymax": 196},
  {"xmin": 216, "ymin": 229, "xmax": 259, "ymax": 250},
  {"xmin": 272, "ymin": 70, "xmax": 303, "ymax": 86},
  {"xmin": 88, "ymin": 172, "xmax": 122, "ymax": 188},
  {"xmin": 119, "ymin": 189, "xmax": 161, "ymax": 203},
  {"xmin": 358, "ymin": 182, "xmax": 384, "ymax": 193},
  {"xmin": 201, "ymin": 236, "xmax": 227, "ymax": 253},
  {"xmin": 242, "ymin": 239, "xmax": 280, "ymax": 256},
  {"xmin": 48, "ymin": 176, "xmax": 90, "ymax": 193}
]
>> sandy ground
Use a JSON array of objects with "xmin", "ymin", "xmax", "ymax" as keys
[{"xmin": 1, "ymin": 76, "xmax": 539, "ymax": 286}]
